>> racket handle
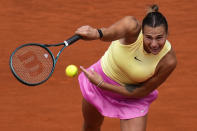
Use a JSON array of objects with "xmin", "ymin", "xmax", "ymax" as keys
[{"xmin": 66, "ymin": 35, "xmax": 82, "ymax": 45}]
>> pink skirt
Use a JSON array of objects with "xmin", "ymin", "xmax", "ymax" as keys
[{"xmin": 78, "ymin": 60, "xmax": 158, "ymax": 119}]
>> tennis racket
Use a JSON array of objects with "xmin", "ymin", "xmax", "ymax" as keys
[{"xmin": 9, "ymin": 34, "xmax": 81, "ymax": 86}]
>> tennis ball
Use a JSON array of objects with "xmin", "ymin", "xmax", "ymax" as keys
[{"xmin": 65, "ymin": 65, "xmax": 78, "ymax": 77}]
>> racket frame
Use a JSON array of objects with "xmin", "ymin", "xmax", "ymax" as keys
[
  {"xmin": 9, "ymin": 35, "xmax": 81, "ymax": 86},
  {"xmin": 10, "ymin": 43, "xmax": 56, "ymax": 86}
]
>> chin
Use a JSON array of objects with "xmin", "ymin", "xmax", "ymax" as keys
[
  {"xmin": 151, "ymin": 50, "xmax": 160, "ymax": 55},
  {"xmin": 151, "ymin": 52, "xmax": 159, "ymax": 55}
]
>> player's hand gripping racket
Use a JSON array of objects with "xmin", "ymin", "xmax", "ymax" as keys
[{"xmin": 9, "ymin": 34, "xmax": 81, "ymax": 86}]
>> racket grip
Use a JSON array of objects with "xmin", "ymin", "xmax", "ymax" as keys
[{"xmin": 66, "ymin": 35, "xmax": 82, "ymax": 45}]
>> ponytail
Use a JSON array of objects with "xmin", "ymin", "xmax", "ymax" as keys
[{"xmin": 150, "ymin": 4, "xmax": 159, "ymax": 12}]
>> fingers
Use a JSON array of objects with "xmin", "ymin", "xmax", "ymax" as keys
[
  {"xmin": 80, "ymin": 66, "xmax": 103, "ymax": 86},
  {"xmin": 80, "ymin": 66, "xmax": 96, "ymax": 78},
  {"xmin": 80, "ymin": 65, "xmax": 93, "ymax": 72},
  {"xmin": 80, "ymin": 66, "xmax": 89, "ymax": 76},
  {"xmin": 75, "ymin": 25, "xmax": 99, "ymax": 40},
  {"xmin": 75, "ymin": 26, "xmax": 88, "ymax": 35}
]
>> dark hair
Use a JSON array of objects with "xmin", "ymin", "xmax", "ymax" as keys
[{"xmin": 142, "ymin": 4, "xmax": 168, "ymax": 33}]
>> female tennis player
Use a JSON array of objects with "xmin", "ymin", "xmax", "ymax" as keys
[{"xmin": 76, "ymin": 4, "xmax": 177, "ymax": 131}]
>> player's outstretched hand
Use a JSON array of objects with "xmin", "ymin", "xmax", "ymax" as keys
[
  {"xmin": 80, "ymin": 66, "xmax": 103, "ymax": 86},
  {"xmin": 75, "ymin": 25, "xmax": 100, "ymax": 40}
]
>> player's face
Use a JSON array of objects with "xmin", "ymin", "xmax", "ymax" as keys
[{"xmin": 143, "ymin": 25, "xmax": 167, "ymax": 55}]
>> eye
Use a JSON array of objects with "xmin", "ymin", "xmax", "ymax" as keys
[
  {"xmin": 156, "ymin": 37, "xmax": 162, "ymax": 40},
  {"xmin": 156, "ymin": 36, "xmax": 164, "ymax": 40},
  {"xmin": 145, "ymin": 35, "xmax": 153, "ymax": 40}
]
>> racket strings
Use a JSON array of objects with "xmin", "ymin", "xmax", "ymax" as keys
[{"xmin": 11, "ymin": 45, "xmax": 54, "ymax": 84}]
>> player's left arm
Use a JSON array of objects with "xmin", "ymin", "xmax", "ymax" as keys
[
  {"xmin": 128, "ymin": 48, "xmax": 177, "ymax": 98},
  {"xmin": 96, "ymin": 48, "xmax": 177, "ymax": 98},
  {"xmin": 80, "ymin": 48, "xmax": 177, "ymax": 98}
]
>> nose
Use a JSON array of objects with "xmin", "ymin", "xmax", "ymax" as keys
[{"xmin": 150, "ymin": 40, "xmax": 159, "ymax": 49}]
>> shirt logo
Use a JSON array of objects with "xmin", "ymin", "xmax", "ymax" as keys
[{"xmin": 134, "ymin": 56, "xmax": 142, "ymax": 62}]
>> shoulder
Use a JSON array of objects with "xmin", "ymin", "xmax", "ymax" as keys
[
  {"xmin": 119, "ymin": 16, "xmax": 141, "ymax": 44},
  {"xmin": 159, "ymin": 48, "xmax": 177, "ymax": 71},
  {"xmin": 152, "ymin": 47, "xmax": 177, "ymax": 83},
  {"xmin": 121, "ymin": 16, "xmax": 141, "ymax": 34}
]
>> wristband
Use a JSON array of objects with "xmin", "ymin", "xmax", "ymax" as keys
[{"xmin": 97, "ymin": 29, "xmax": 103, "ymax": 38}]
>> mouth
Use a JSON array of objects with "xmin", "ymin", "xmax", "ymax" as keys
[{"xmin": 150, "ymin": 48, "xmax": 160, "ymax": 54}]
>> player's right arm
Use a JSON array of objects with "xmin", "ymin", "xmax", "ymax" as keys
[{"xmin": 75, "ymin": 16, "xmax": 141, "ymax": 44}]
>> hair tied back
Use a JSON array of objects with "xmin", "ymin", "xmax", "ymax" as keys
[{"xmin": 147, "ymin": 4, "xmax": 159, "ymax": 14}]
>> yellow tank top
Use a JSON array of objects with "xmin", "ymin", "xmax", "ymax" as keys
[{"xmin": 101, "ymin": 31, "xmax": 171, "ymax": 85}]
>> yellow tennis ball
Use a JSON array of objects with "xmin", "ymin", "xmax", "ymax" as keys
[{"xmin": 65, "ymin": 65, "xmax": 78, "ymax": 77}]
